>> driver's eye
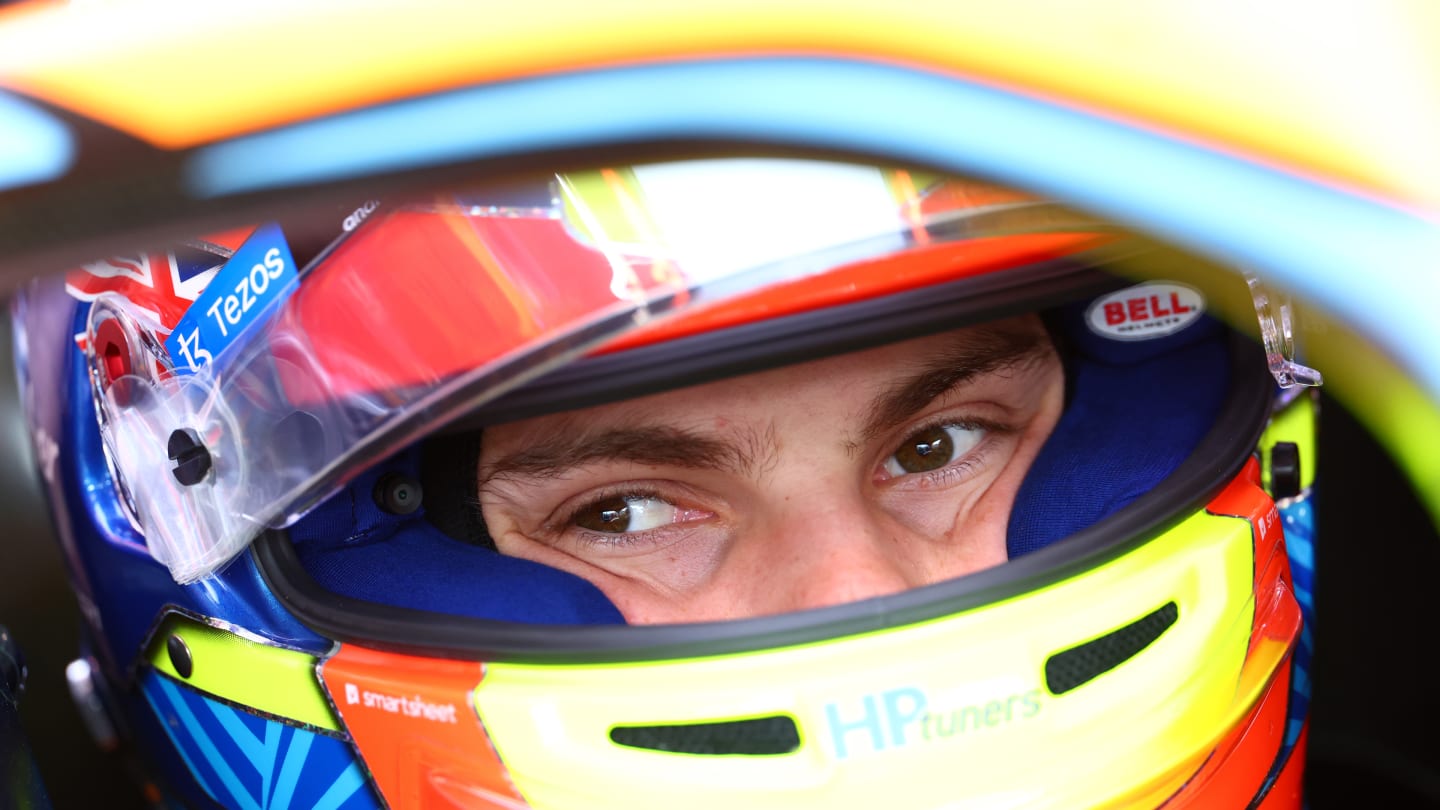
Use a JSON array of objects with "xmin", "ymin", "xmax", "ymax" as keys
[
  {"xmin": 572, "ymin": 495, "xmax": 679, "ymax": 534},
  {"xmin": 886, "ymin": 424, "xmax": 982, "ymax": 476}
]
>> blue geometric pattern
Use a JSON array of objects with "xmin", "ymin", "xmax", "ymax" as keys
[
  {"xmin": 1278, "ymin": 491, "xmax": 1316, "ymax": 754},
  {"xmin": 141, "ymin": 672, "xmax": 381, "ymax": 810}
]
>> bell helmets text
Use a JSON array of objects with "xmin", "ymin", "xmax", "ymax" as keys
[{"xmin": 1086, "ymin": 282, "xmax": 1205, "ymax": 341}]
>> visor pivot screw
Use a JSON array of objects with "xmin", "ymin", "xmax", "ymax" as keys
[
  {"xmin": 1270, "ymin": 442, "xmax": 1302, "ymax": 500},
  {"xmin": 374, "ymin": 473, "xmax": 423, "ymax": 515},
  {"xmin": 166, "ymin": 634, "xmax": 193, "ymax": 680},
  {"xmin": 167, "ymin": 429, "xmax": 212, "ymax": 486}
]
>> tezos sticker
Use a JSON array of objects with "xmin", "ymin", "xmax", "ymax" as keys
[
  {"xmin": 1085, "ymin": 282, "xmax": 1204, "ymax": 341},
  {"xmin": 165, "ymin": 222, "xmax": 298, "ymax": 374}
]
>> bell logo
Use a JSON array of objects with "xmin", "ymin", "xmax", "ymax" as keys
[{"xmin": 1086, "ymin": 282, "xmax": 1205, "ymax": 341}]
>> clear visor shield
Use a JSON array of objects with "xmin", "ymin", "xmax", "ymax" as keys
[{"xmin": 86, "ymin": 159, "xmax": 1104, "ymax": 583}]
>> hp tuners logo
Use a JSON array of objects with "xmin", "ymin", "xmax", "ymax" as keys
[{"xmin": 824, "ymin": 687, "xmax": 1042, "ymax": 759}]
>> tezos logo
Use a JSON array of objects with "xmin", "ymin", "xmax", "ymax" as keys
[{"xmin": 1086, "ymin": 282, "xmax": 1204, "ymax": 341}]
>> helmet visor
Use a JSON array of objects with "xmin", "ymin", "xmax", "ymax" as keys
[{"xmin": 88, "ymin": 158, "xmax": 1114, "ymax": 584}]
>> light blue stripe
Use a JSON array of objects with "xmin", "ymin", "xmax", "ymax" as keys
[
  {"xmin": 262, "ymin": 724, "xmax": 280, "ymax": 806},
  {"xmin": 1293, "ymin": 585, "xmax": 1313, "ymax": 607},
  {"xmin": 142, "ymin": 680, "xmax": 220, "ymax": 801},
  {"xmin": 0, "ymin": 91, "xmax": 74, "ymax": 190},
  {"xmin": 1286, "ymin": 533, "xmax": 1315, "ymax": 569},
  {"xmin": 1287, "ymin": 717, "xmax": 1305, "ymax": 747},
  {"xmin": 1293, "ymin": 665, "xmax": 1311, "ymax": 696},
  {"xmin": 269, "ymin": 729, "xmax": 313, "ymax": 809},
  {"xmin": 157, "ymin": 677, "xmax": 262, "ymax": 810},
  {"xmin": 208, "ymin": 698, "xmax": 279, "ymax": 777},
  {"xmin": 186, "ymin": 57, "xmax": 1440, "ymax": 402},
  {"xmin": 311, "ymin": 762, "xmax": 365, "ymax": 810}
]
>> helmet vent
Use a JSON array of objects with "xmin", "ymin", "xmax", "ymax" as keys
[
  {"xmin": 1044, "ymin": 601, "xmax": 1178, "ymax": 695},
  {"xmin": 610, "ymin": 715, "xmax": 800, "ymax": 756}
]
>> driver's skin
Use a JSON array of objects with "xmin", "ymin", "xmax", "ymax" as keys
[{"xmin": 478, "ymin": 315, "xmax": 1064, "ymax": 623}]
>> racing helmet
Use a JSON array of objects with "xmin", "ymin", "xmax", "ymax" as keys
[{"xmin": 13, "ymin": 157, "xmax": 1315, "ymax": 809}]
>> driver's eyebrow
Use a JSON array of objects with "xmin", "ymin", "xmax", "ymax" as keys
[
  {"xmin": 480, "ymin": 424, "xmax": 762, "ymax": 485},
  {"xmin": 857, "ymin": 326, "xmax": 1051, "ymax": 446},
  {"xmin": 481, "ymin": 325, "xmax": 1051, "ymax": 485}
]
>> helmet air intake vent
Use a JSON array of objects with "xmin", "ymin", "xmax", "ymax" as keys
[
  {"xmin": 610, "ymin": 715, "xmax": 801, "ymax": 756},
  {"xmin": 1044, "ymin": 601, "xmax": 1178, "ymax": 695}
]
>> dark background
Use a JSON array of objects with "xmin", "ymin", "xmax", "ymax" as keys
[{"xmin": 1, "ymin": 304, "xmax": 1438, "ymax": 808}]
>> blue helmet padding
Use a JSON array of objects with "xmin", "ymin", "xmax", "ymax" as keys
[
  {"xmin": 1005, "ymin": 305, "xmax": 1233, "ymax": 558},
  {"xmin": 289, "ymin": 455, "xmax": 626, "ymax": 624}
]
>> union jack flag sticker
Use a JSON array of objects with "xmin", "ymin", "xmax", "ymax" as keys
[{"xmin": 66, "ymin": 242, "xmax": 232, "ymax": 349}]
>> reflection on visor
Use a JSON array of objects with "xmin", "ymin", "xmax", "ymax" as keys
[{"xmin": 83, "ymin": 159, "xmax": 1096, "ymax": 583}]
